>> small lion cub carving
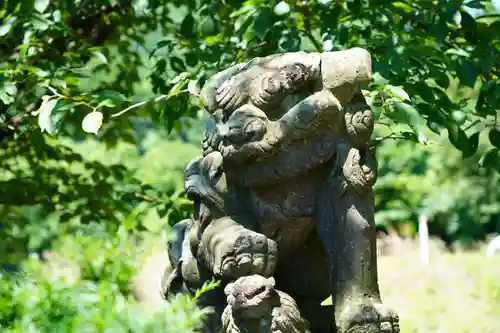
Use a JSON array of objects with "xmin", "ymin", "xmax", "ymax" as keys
[{"xmin": 221, "ymin": 275, "xmax": 311, "ymax": 333}]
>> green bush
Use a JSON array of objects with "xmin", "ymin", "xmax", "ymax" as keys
[
  {"xmin": 374, "ymin": 124, "xmax": 500, "ymax": 244},
  {"xmin": 0, "ymin": 228, "xmax": 206, "ymax": 333}
]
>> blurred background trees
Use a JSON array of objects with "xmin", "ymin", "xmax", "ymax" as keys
[{"xmin": 1, "ymin": 0, "xmax": 499, "ymax": 332}]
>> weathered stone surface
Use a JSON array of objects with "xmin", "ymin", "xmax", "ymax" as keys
[{"xmin": 162, "ymin": 48, "xmax": 399, "ymax": 333}]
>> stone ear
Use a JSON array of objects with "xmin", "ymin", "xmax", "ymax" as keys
[
  {"xmin": 224, "ymin": 282, "xmax": 234, "ymax": 296},
  {"xmin": 266, "ymin": 276, "xmax": 276, "ymax": 288}
]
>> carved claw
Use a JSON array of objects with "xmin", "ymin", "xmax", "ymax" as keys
[
  {"xmin": 336, "ymin": 299, "xmax": 400, "ymax": 333},
  {"xmin": 344, "ymin": 98, "xmax": 374, "ymax": 149},
  {"xmin": 200, "ymin": 218, "xmax": 278, "ymax": 280},
  {"xmin": 202, "ymin": 128, "xmax": 224, "ymax": 156},
  {"xmin": 215, "ymin": 76, "xmax": 249, "ymax": 112},
  {"xmin": 216, "ymin": 230, "xmax": 278, "ymax": 280},
  {"xmin": 221, "ymin": 104, "xmax": 269, "ymax": 145},
  {"xmin": 341, "ymin": 146, "xmax": 377, "ymax": 192},
  {"xmin": 215, "ymin": 61, "xmax": 312, "ymax": 115},
  {"xmin": 217, "ymin": 127, "xmax": 278, "ymax": 163},
  {"xmin": 218, "ymin": 139, "xmax": 273, "ymax": 163},
  {"xmin": 203, "ymin": 104, "xmax": 271, "ymax": 161},
  {"xmin": 161, "ymin": 266, "xmax": 186, "ymax": 298}
]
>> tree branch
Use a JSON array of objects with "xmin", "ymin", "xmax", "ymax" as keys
[{"xmin": 111, "ymin": 89, "xmax": 189, "ymax": 118}]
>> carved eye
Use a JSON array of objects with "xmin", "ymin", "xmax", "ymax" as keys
[
  {"xmin": 262, "ymin": 75, "xmax": 282, "ymax": 94},
  {"xmin": 243, "ymin": 120, "xmax": 266, "ymax": 142},
  {"xmin": 280, "ymin": 63, "xmax": 308, "ymax": 90},
  {"xmin": 246, "ymin": 285, "xmax": 266, "ymax": 298}
]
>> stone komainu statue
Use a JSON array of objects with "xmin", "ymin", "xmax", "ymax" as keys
[{"xmin": 162, "ymin": 48, "xmax": 400, "ymax": 333}]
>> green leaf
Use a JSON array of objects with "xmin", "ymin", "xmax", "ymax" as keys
[
  {"xmin": 372, "ymin": 105, "xmax": 382, "ymax": 122},
  {"xmin": 434, "ymin": 73, "xmax": 450, "ymax": 90},
  {"xmin": 155, "ymin": 59, "xmax": 167, "ymax": 74},
  {"xmin": 52, "ymin": 9, "xmax": 61, "ymax": 21},
  {"xmin": 180, "ymin": 14, "xmax": 196, "ymax": 38},
  {"xmin": 97, "ymin": 99, "xmax": 117, "ymax": 109},
  {"xmin": 391, "ymin": 1, "xmax": 412, "ymax": 13},
  {"xmin": 274, "ymin": 1, "xmax": 291, "ymax": 16},
  {"xmin": 168, "ymin": 73, "xmax": 189, "ymax": 97},
  {"xmin": 151, "ymin": 40, "xmax": 172, "ymax": 57},
  {"xmin": 37, "ymin": 98, "xmax": 60, "ymax": 135},
  {"xmin": 337, "ymin": 26, "xmax": 349, "ymax": 44},
  {"xmin": 93, "ymin": 51, "xmax": 108, "ymax": 64},
  {"xmin": 64, "ymin": 75, "xmax": 81, "ymax": 86},
  {"xmin": 122, "ymin": 205, "xmax": 145, "ymax": 231},
  {"xmin": 156, "ymin": 39, "xmax": 171, "ymax": 50},
  {"xmin": 462, "ymin": 132, "xmax": 480, "ymax": 158},
  {"xmin": 464, "ymin": 0, "xmax": 486, "ymax": 9},
  {"xmin": 82, "ymin": 111, "xmax": 104, "ymax": 134},
  {"xmin": 230, "ymin": 4, "xmax": 255, "ymax": 20},
  {"xmin": 188, "ymin": 79, "xmax": 200, "ymax": 96},
  {"xmin": 459, "ymin": 60, "xmax": 477, "ymax": 87},
  {"xmin": 445, "ymin": 48, "xmax": 470, "ymax": 57},
  {"xmin": 35, "ymin": 0, "xmax": 50, "ymax": 13},
  {"xmin": 234, "ymin": 10, "xmax": 255, "ymax": 33},
  {"xmin": 170, "ymin": 57, "xmax": 186, "ymax": 73},
  {"xmin": 386, "ymin": 85, "xmax": 410, "ymax": 101},
  {"xmin": 204, "ymin": 34, "xmax": 224, "ymax": 47},
  {"xmin": 451, "ymin": 110, "xmax": 466, "ymax": 125},
  {"xmin": 371, "ymin": 72, "xmax": 389, "ymax": 86},
  {"xmin": 446, "ymin": 122, "xmax": 469, "ymax": 152},
  {"xmin": 278, "ymin": 31, "xmax": 301, "ymax": 52},
  {"xmin": 132, "ymin": 0, "xmax": 148, "ymax": 12},
  {"xmin": 478, "ymin": 148, "xmax": 499, "ymax": 168},
  {"xmin": 185, "ymin": 52, "xmax": 198, "ymax": 67},
  {"xmin": 0, "ymin": 16, "xmax": 16, "ymax": 37},
  {"xmin": 0, "ymin": 81, "xmax": 17, "ymax": 105},
  {"xmin": 460, "ymin": 9, "xmax": 477, "ymax": 32},
  {"xmin": 199, "ymin": 16, "xmax": 216, "ymax": 36},
  {"xmin": 95, "ymin": 91, "xmax": 127, "ymax": 107},
  {"xmin": 390, "ymin": 102, "xmax": 424, "ymax": 135},
  {"xmin": 427, "ymin": 120, "xmax": 444, "ymax": 135},
  {"xmin": 476, "ymin": 80, "xmax": 496, "ymax": 115},
  {"xmin": 36, "ymin": 68, "xmax": 50, "ymax": 78},
  {"xmin": 489, "ymin": 129, "xmax": 500, "ymax": 149},
  {"xmin": 244, "ymin": 7, "xmax": 273, "ymax": 41},
  {"xmin": 321, "ymin": 296, "xmax": 332, "ymax": 306},
  {"xmin": 31, "ymin": 12, "xmax": 50, "ymax": 31}
]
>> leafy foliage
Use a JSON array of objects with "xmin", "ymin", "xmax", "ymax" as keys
[
  {"xmin": 0, "ymin": 133, "xmax": 196, "ymax": 269},
  {"xmin": 374, "ymin": 125, "xmax": 500, "ymax": 244},
  {"xmin": 1, "ymin": 0, "xmax": 499, "ymax": 158},
  {"xmin": 0, "ymin": 134, "xmax": 214, "ymax": 330},
  {"xmin": 0, "ymin": 229, "xmax": 206, "ymax": 333}
]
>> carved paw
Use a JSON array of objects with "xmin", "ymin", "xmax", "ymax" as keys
[
  {"xmin": 341, "ymin": 146, "xmax": 377, "ymax": 192},
  {"xmin": 218, "ymin": 140, "xmax": 270, "ymax": 163},
  {"xmin": 213, "ymin": 229, "xmax": 278, "ymax": 280},
  {"xmin": 202, "ymin": 128, "xmax": 224, "ymax": 155},
  {"xmin": 222, "ymin": 104, "xmax": 269, "ymax": 145},
  {"xmin": 218, "ymin": 123, "xmax": 280, "ymax": 163},
  {"xmin": 216, "ymin": 76, "xmax": 249, "ymax": 112},
  {"xmin": 336, "ymin": 298, "xmax": 400, "ymax": 333}
]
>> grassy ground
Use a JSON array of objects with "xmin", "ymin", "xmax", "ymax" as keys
[{"xmin": 378, "ymin": 237, "xmax": 500, "ymax": 333}]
